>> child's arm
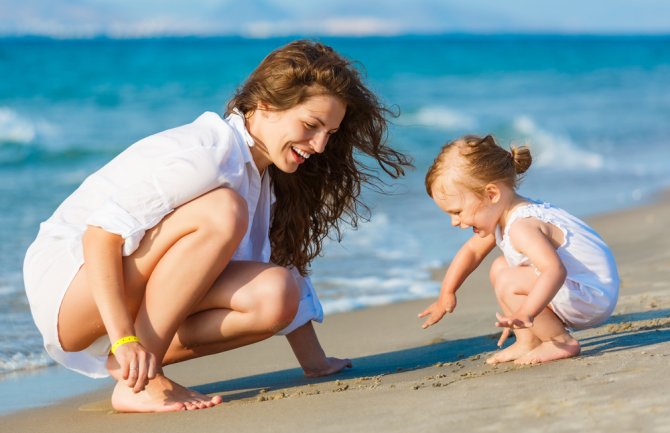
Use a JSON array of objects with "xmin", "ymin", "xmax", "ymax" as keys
[
  {"xmin": 419, "ymin": 234, "xmax": 496, "ymax": 328},
  {"xmin": 495, "ymin": 218, "xmax": 567, "ymax": 329},
  {"xmin": 286, "ymin": 321, "xmax": 352, "ymax": 377}
]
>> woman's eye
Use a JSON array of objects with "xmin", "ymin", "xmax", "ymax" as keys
[{"xmin": 304, "ymin": 123, "xmax": 316, "ymax": 129}]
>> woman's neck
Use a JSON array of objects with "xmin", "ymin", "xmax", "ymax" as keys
[{"xmin": 244, "ymin": 111, "xmax": 272, "ymax": 174}]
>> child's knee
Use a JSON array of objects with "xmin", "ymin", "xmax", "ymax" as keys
[
  {"xmin": 492, "ymin": 267, "xmax": 518, "ymax": 300},
  {"xmin": 489, "ymin": 256, "xmax": 508, "ymax": 287}
]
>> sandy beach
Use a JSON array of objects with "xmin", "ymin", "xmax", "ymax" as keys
[{"xmin": 3, "ymin": 192, "xmax": 670, "ymax": 433}]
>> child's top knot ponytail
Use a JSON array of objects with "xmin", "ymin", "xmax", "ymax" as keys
[
  {"xmin": 425, "ymin": 134, "xmax": 534, "ymax": 197},
  {"xmin": 510, "ymin": 146, "xmax": 532, "ymax": 175}
]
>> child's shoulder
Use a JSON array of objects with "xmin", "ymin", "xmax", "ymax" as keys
[{"xmin": 506, "ymin": 199, "xmax": 562, "ymax": 235}]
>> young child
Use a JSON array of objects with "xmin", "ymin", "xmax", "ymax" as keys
[{"xmin": 419, "ymin": 134, "xmax": 619, "ymax": 365}]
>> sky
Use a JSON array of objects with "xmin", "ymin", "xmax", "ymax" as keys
[{"xmin": 1, "ymin": 0, "xmax": 669, "ymax": 37}]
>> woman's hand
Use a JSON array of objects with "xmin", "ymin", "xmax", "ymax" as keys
[
  {"xmin": 286, "ymin": 321, "xmax": 352, "ymax": 378},
  {"xmin": 113, "ymin": 341, "xmax": 158, "ymax": 393},
  {"xmin": 303, "ymin": 356, "xmax": 353, "ymax": 378},
  {"xmin": 418, "ymin": 293, "xmax": 457, "ymax": 329}
]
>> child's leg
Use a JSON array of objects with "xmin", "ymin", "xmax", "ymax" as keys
[
  {"xmin": 513, "ymin": 307, "xmax": 580, "ymax": 365},
  {"xmin": 487, "ymin": 258, "xmax": 580, "ymax": 364},
  {"xmin": 486, "ymin": 257, "xmax": 541, "ymax": 364}
]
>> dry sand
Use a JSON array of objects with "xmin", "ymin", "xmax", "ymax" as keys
[{"xmin": 3, "ymin": 193, "xmax": 670, "ymax": 433}]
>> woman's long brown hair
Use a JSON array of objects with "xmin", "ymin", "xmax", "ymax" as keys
[{"xmin": 227, "ymin": 40, "xmax": 412, "ymax": 275}]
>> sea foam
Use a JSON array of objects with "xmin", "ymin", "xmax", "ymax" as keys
[
  {"xmin": 513, "ymin": 115, "xmax": 604, "ymax": 170},
  {"xmin": 399, "ymin": 105, "xmax": 477, "ymax": 130},
  {"xmin": 0, "ymin": 107, "xmax": 36, "ymax": 144}
]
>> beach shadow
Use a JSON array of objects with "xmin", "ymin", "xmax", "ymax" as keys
[
  {"xmin": 192, "ymin": 308, "xmax": 670, "ymax": 402},
  {"xmin": 579, "ymin": 307, "xmax": 670, "ymax": 356},
  {"xmin": 191, "ymin": 331, "xmax": 498, "ymax": 401}
]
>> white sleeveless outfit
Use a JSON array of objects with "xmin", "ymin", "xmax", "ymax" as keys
[
  {"xmin": 23, "ymin": 111, "xmax": 323, "ymax": 378},
  {"xmin": 495, "ymin": 199, "xmax": 619, "ymax": 330}
]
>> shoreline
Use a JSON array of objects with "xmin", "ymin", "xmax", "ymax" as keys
[{"xmin": 2, "ymin": 190, "xmax": 670, "ymax": 431}]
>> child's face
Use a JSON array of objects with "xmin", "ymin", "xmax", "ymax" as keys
[
  {"xmin": 431, "ymin": 178, "xmax": 501, "ymax": 239},
  {"xmin": 247, "ymin": 94, "xmax": 346, "ymax": 173}
]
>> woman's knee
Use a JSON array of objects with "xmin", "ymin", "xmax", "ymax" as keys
[
  {"xmin": 189, "ymin": 188, "xmax": 249, "ymax": 241},
  {"xmin": 255, "ymin": 267, "xmax": 300, "ymax": 332}
]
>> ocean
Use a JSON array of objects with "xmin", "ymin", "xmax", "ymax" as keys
[{"xmin": 1, "ymin": 35, "xmax": 669, "ymax": 409}]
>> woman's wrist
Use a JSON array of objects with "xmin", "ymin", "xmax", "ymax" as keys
[{"xmin": 110, "ymin": 335, "xmax": 141, "ymax": 354}]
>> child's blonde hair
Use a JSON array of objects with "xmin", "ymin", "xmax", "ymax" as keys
[{"xmin": 425, "ymin": 134, "xmax": 532, "ymax": 197}]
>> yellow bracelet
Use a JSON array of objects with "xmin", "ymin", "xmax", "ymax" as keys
[{"xmin": 110, "ymin": 336, "xmax": 141, "ymax": 355}]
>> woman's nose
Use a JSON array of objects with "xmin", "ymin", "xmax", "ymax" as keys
[{"xmin": 310, "ymin": 132, "xmax": 329, "ymax": 153}]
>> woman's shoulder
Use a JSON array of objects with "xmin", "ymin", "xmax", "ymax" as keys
[{"xmin": 190, "ymin": 112, "xmax": 240, "ymax": 144}]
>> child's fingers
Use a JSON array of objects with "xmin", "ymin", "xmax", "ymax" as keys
[
  {"xmin": 497, "ymin": 328, "xmax": 510, "ymax": 347},
  {"xmin": 421, "ymin": 318, "xmax": 433, "ymax": 329},
  {"xmin": 421, "ymin": 313, "xmax": 443, "ymax": 329},
  {"xmin": 494, "ymin": 312, "xmax": 511, "ymax": 328}
]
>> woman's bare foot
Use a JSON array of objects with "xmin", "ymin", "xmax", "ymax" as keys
[
  {"xmin": 111, "ymin": 374, "xmax": 223, "ymax": 413},
  {"xmin": 486, "ymin": 340, "xmax": 540, "ymax": 365},
  {"xmin": 303, "ymin": 357, "xmax": 352, "ymax": 378},
  {"xmin": 514, "ymin": 337, "xmax": 581, "ymax": 365}
]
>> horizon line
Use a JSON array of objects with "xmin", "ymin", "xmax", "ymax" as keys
[{"xmin": 1, "ymin": 31, "xmax": 669, "ymax": 41}]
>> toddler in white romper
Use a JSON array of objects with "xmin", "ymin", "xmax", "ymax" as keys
[
  {"xmin": 496, "ymin": 199, "xmax": 619, "ymax": 330},
  {"xmin": 420, "ymin": 133, "xmax": 621, "ymax": 365}
]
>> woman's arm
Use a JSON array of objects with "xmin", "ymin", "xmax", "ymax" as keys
[
  {"xmin": 83, "ymin": 226, "xmax": 133, "ymax": 342},
  {"xmin": 285, "ymin": 321, "xmax": 351, "ymax": 377},
  {"xmin": 82, "ymin": 225, "xmax": 157, "ymax": 392},
  {"xmin": 419, "ymin": 234, "xmax": 496, "ymax": 328}
]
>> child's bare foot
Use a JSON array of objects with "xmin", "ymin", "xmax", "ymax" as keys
[
  {"xmin": 514, "ymin": 337, "xmax": 581, "ymax": 365},
  {"xmin": 111, "ymin": 374, "xmax": 223, "ymax": 413},
  {"xmin": 303, "ymin": 357, "xmax": 352, "ymax": 378},
  {"xmin": 486, "ymin": 340, "xmax": 539, "ymax": 364}
]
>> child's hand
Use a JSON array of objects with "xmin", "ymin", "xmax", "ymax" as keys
[
  {"xmin": 418, "ymin": 293, "xmax": 457, "ymax": 329},
  {"xmin": 494, "ymin": 311, "xmax": 533, "ymax": 329}
]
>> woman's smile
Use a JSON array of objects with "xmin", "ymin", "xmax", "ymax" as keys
[{"xmin": 247, "ymin": 94, "xmax": 346, "ymax": 173}]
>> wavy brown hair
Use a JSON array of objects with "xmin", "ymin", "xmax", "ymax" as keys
[{"xmin": 227, "ymin": 40, "xmax": 412, "ymax": 275}]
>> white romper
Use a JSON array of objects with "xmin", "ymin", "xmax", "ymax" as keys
[
  {"xmin": 23, "ymin": 111, "xmax": 323, "ymax": 378},
  {"xmin": 495, "ymin": 200, "xmax": 619, "ymax": 330}
]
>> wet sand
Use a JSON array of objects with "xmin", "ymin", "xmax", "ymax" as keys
[{"xmin": 3, "ymin": 192, "xmax": 670, "ymax": 432}]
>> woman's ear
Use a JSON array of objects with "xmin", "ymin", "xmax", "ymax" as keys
[{"xmin": 484, "ymin": 183, "xmax": 501, "ymax": 204}]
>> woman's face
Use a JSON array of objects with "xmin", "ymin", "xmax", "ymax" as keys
[{"xmin": 247, "ymin": 94, "xmax": 347, "ymax": 174}]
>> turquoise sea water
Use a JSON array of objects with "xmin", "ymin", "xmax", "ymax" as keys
[{"xmin": 1, "ymin": 35, "xmax": 669, "ymax": 407}]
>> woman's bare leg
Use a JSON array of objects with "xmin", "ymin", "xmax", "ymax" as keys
[
  {"xmin": 162, "ymin": 261, "xmax": 300, "ymax": 364},
  {"xmin": 58, "ymin": 188, "xmax": 251, "ymax": 412}
]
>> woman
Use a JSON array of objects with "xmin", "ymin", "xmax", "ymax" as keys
[{"xmin": 23, "ymin": 40, "xmax": 411, "ymax": 412}]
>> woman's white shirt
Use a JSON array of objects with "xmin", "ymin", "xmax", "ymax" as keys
[
  {"xmin": 40, "ymin": 111, "xmax": 273, "ymax": 263},
  {"xmin": 27, "ymin": 111, "xmax": 322, "ymax": 377}
]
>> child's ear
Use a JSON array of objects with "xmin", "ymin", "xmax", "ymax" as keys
[
  {"xmin": 256, "ymin": 100, "xmax": 272, "ymax": 112},
  {"xmin": 484, "ymin": 183, "xmax": 501, "ymax": 204}
]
